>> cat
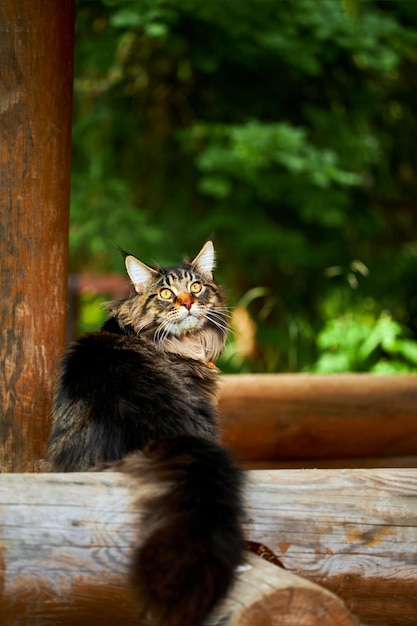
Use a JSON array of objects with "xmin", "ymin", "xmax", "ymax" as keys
[{"xmin": 46, "ymin": 240, "xmax": 245, "ymax": 626}]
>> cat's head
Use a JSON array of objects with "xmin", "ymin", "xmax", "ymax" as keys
[{"xmin": 108, "ymin": 241, "xmax": 228, "ymax": 362}]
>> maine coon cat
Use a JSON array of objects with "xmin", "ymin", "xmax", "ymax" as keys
[{"xmin": 46, "ymin": 240, "xmax": 244, "ymax": 626}]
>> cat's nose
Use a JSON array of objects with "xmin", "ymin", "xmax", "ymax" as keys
[{"xmin": 177, "ymin": 293, "xmax": 193, "ymax": 310}]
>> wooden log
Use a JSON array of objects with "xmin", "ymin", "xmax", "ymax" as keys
[
  {"xmin": 0, "ymin": 472, "xmax": 357, "ymax": 626},
  {"xmin": 0, "ymin": 0, "xmax": 74, "ymax": 471},
  {"xmin": 219, "ymin": 374, "xmax": 417, "ymax": 463},
  {"xmin": 1, "ymin": 469, "xmax": 416, "ymax": 625},
  {"xmin": 244, "ymin": 455, "xmax": 417, "ymax": 470},
  {"xmin": 246, "ymin": 468, "xmax": 417, "ymax": 626},
  {"xmin": 207, "ymin": 553, "xmax": 358, "ymax": 626}
]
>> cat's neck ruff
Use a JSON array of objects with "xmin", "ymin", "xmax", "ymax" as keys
[{"xmin": 159, "ymin": 327, "xmax": 225, "ymax": 363}]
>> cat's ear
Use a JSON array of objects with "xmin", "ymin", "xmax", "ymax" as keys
[
  {"xmin": 191, "ymin": 240, "xmax": 215, "ymax": 279},
  {"xmin": 125, "ymin": 256, "xmax": 158, "ymax": 293}
]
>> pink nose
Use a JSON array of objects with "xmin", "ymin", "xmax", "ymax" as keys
[{"xmin": 177, "ymin": 293, "xmax": 193, "ymax": 310}]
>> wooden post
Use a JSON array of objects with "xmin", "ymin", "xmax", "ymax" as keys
[{"xmin": 0, "ymin": 1, "xmax": 75, "ymax": 471}]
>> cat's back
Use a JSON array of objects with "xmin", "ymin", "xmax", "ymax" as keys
[
  {"xmin": 48, "ymin": 326, "xmax": 219, "ymax": 471},
  {"xmin": 59, "ymin": 327, "xmax": 213, "ymax": 395},
  {"xmin": 60, "ymin": 328, "xmax": 160, "ymax": 392}
]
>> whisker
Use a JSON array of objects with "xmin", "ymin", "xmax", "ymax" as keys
[
  {"xmin": 206, "ymin": 310, "xmax": 230, "ymax": 324},
  {"xmin": 210, "ymin": 307, "xmax": 231, "ymax": 316},
  {"xmin": 205, "ymin": 312, "xmax": 229, "ymax": 335},
  {"xmin": 153, "ymin": 318, "xmax": 172, "ymax": 345},
  {"xmin": 135, "ymin": 321, "xmax": 153, "ymax": 336},
  {"xmin": 207, "ymin": 309, "xmax": 229, "ymax": 319}
]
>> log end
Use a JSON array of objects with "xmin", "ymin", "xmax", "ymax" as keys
[{"xmin": 209, "ymin": 553, "xmax": 359, "ymax": 626}]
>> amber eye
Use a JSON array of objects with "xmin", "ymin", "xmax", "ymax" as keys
[
  {"xmin": 160, "ymin": 287, "xmax": 174, "ymax": 300},
  {"xmin": 190, "ymin": 281, "xmax": 202, "ymax": 294}
]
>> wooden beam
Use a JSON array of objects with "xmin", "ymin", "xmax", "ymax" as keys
[
  {"xmin": 0, "ymin": 469, "xmax": 416, "ymax": 625},
  {"xmin": 0, "ymin": 472, "xmax": 357, "ymax": 626},
  {"xmin": 0, "ymin": 0, "xmax": 75, "ymax": 471},
  {"xmin": 219, "ymin": 374, "xmax": 417, "ymax": 463},
  {"xmin": 247, "ymin": 468, "xmax": 417, "ymax": 626}
]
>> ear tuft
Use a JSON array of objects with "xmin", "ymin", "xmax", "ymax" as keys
[
  {"xmin": 191, "ymin": 241, "xmax": 215, "ymax": 278},
  {"xmin": 125, "ymin": 255, "xmax": 158, "ymax": 293}
]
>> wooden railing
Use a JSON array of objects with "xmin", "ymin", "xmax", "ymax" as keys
[
  {"xmin": 219, "ymin": 374, "xmax": 417, "ymax": 468},
  {"xmin": 0, "ymin": 467, "xmax": 416, "ymax": 625},
  {"xmin": 1, "ymin": 374, "xmax": 417, "ymax": 625}
]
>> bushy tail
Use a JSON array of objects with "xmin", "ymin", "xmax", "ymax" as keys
[{"xmin": 119, "ymin": 435, "xmax": 245, "ymax": 626}]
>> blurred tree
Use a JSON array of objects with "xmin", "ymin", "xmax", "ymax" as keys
[{"xmin": 70, "ymin": 0, "xmax": 417, "ymax": 373}]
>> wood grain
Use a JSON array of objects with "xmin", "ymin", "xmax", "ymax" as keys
[
  {"xmin": 0, "ymin": 470, "xmax": 416, "ymax": 624},
  {"xmin": 0, "ymin": 472, "xmax": 357, "ymax": 626},
  {"xmin": 246, "ymin": 468, "xmax": 417, "ymax": 625},
  {"xmin": 0, "ymin": 0, "xmax": 74, "ymax": 471},
  {"xmin": 208, "ymin": 553, "xmax": 358, "ymax": 626},
  {"xmin": 219, "ymin": 374, "xmax": 417, "ymax": 463}
]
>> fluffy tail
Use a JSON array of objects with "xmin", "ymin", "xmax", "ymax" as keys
[{"xmin": 119, "ymin": 435, "xmax": 245, "ymax": 626}]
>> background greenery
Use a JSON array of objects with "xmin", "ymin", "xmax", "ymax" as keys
[{"xmin": 70, "ymin": 0, "xmax": 417, "ymax": 373}]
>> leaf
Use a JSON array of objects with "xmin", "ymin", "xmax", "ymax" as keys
[
  {"xmin": 110, "ymin": 9, "xmax": 143, "ymax": 29},
  {"xmin": 396, "ymin": 340, "xmax": 417, "ymax": 366}
]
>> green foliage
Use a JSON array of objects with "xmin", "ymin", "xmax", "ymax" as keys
[
  {"xmin": 313, "ymin": 312, "xmax": 417, "ymax": 373},
  {"xmin": 76, "ymin": 293, "xmax": 108, "ymax": 335},
  {"xmin": 184, "ymin": 121, "xmax": 361, "ymax": 198},
  {"xmin": 71, "ymin": 0, "xmax": 417, "ymax": 372},
  {"xmin": 70, "ymin": 173, "xmax": 162, "ymax": 270}
]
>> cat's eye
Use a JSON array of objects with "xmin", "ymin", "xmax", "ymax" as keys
[
  {"xmin": 160, "ymin": 288, "xmax": 174, "ymax": 300},
  {"xmin": 190, "ymin": 282, "xmax": 202, "ymax": 294}
]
